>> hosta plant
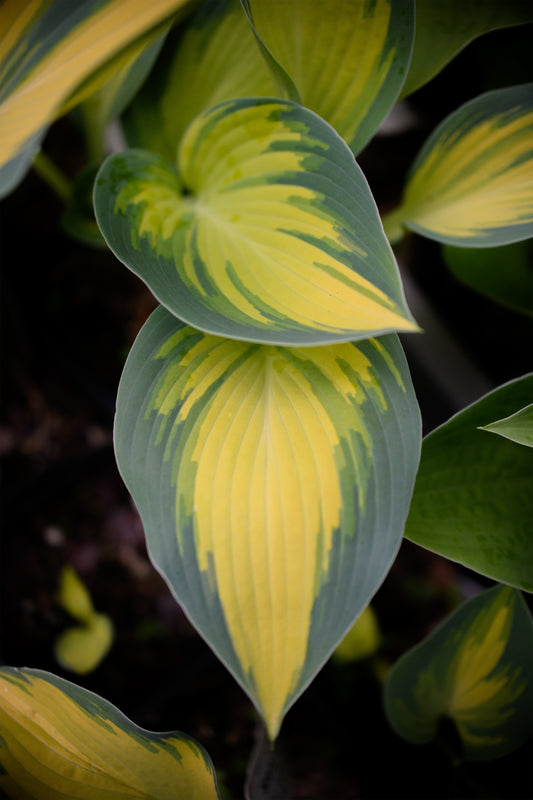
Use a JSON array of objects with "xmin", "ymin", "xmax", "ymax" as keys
[{"xmin": 1, "ymin": 0, "xmax": 532, "ymax": 797}]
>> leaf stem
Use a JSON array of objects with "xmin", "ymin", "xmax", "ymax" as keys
[{"xmin": 32, "ymin": 151, "xmax": 72, "ymax": 203}]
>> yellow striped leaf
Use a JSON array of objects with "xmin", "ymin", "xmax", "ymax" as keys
[
  {"xmin": 123, "ymin": 0, "xmax": 276, "ymax": 163},
  {"xmin": 0, "ymin": 0, "xmax": 191, "ymax": 196},
  {"xmin": 385, "ymin": 84, "xmax": 533, "ymax": 246},
  {"xmin": 95, "ymin": 98, "xmax": 417, "ymax": 345},
  {"xmin": 114, "ymin": 307, "xmax": 421, "ymax": 739},
  {"xmin": 385, "ymin": 585, "xmax": 533, "ymax": 760},
  {"xmin": 241, "ymin": 0, "xmax": 414, "ymax": 154},
  {"xmin": 0, "ymin": 667, "xmax": 220, "ymax": 799}
]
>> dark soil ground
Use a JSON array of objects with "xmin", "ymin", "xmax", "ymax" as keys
[{"xmin": 1, "ymin": 25, "xmax": 532, "ymax": 800}]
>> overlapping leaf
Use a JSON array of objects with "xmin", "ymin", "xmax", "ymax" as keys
[
  {"xmin": 95, "ymin": 98, "xmax": 417, "ymax": 345},
  {"xmin": 114, "ymin": 306, "xmax": 421, "ymax": 738},
  {"xmin": 385, "ymin": 84, "xmax": 533, "ymax": 246},
  {"xmin": 401, "ymin": 0, "xmax": 533, "ymax": 99},
  {"xmin": 0, "ymin": 667, "xmax": 220, "ymax": 799},
  {"xmin": 0, "ymin": 0, "xmax": 191, "ymax": 197},
  {"xmin": 480, "ymin": 403, "xmax": 533, "ymax": 448},
  {"xmin": 406, "ymin": 375, "xmax": 533, "ymax": 591},
  {"xmin": 241, "ymin": 0, "xmax": 414, "ymax": 154},
  {"xmin": 385, "ymin": 585, "xmax": 533, "ymax": 760},
  {"xmin": 123, "ymin": 0, "xmax": 276, "ymax": 163}
]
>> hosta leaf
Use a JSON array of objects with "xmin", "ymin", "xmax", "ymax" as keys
[
  {"xmin": 57, "ymin": 565, "xmax": 95, "ymax": 623},
  {"xmin": 114, "ymin": 306, "xmax": 421, "ymax": 739},
  {"xmin": 241, "ymin": 0, "xmax": 414, "ymax": 154},
  {"xmin": 385, "ymin": 585, "xmax": 533, "ymax": 760},
  {"xmin": 0, "ymin": 0, "xmax": 191, "ymax": 194},
  {"xmin": 0, "ymin": 667, "xmax": 220, "ymax": 799},
  {"xmin": 405, "ymin": 375, "xmax": 533, "ymax": 591},
  {"xmin": 385, "ymin": 84, "xmax": 533, "ymax": 246},
  {"xmin": 401, "ymin": 0, "xmax": 533, "ymax": 99},
  {"xmin": 443, "ymin": 239, "xmax": 533, "ymax": 317},
  {"xmin": 333, "ymin": 605, "xmax": 382, "ymax": 664},
  {"xmin": 480, "ymin": 403, "xmax": 533, "ymax": 448},
  {"xmin": 95, "ymin": 98, "xmax": 417, "ymax": 345},
  {"xmin": 123, "ymin": 0, "xmax": 276, "ymax": 163}
]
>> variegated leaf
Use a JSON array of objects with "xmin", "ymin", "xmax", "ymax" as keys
[
  {"xmin": 0, "ymin": 0, "xmax": 191, "ymax": 196},
  {"xmin": 385, "ymin": 84, "xmax": 533, "ymax": 246},
  {"xmin": 241, "ymin": 0, "xmax": 414, "ymax": 154},
  {"xmin": 114, "ymin": 306, "xmax": 421, "ymax": 739},
  {"xmin": 123, "ymin": 0, "xmax": 276, "ymax": 163},
  {"xmin": 95, "ymin": 98, "xmax": 417, "ymax": 345},
  {"xmin": 385, "ymin": 585, "xmax": 533, "ymax": 760},
  {"xmin": 0, "ymin": 667, "xmax": 220, "ymax": 799}
]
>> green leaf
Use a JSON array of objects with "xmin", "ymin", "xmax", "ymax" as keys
[
  {"xmin": 443, "ymin": 239, "xmax": 533, "ymax": 317},
  {"xmin": 61, "ymin": 163, "xmax": 107, "ymax": 249},
  {"xmin": 480, "ymin": 403, "xmax": 533, "ymax": 448},
  {"xmin": 114, "ymin": 306, "xmax": 421, "ymax": 739},
  {"xmin": 401, "ymin": 0, "xmax": 533, "ymax": 99},
  {"xmin": 385, "ymin": 84, "xmax": 533, "ymax": 246},
  {"xmin": 95, "ymin": 98, "xmax": 418, "ymax": 345},
  {"xmin": 405, "ymin": 375, "xmax": 533, "ymax": 591},
  {"xmin": 123, "ymin": 0, "xmax": 276, "ymax": 163},
  {"xmin": 0, "ymin": 0, "xmax": 192, "ymax": 195},
  {"xmin": 241, "ymin": 0, "xmax": 415, "ymax": 154},
  {"xmin": 385, "ymin": 585, "xmax": 533, "ymax": 760},
  {"xmin": 0, "ymin": 667, "xmax": 220, "ymax": 799}
]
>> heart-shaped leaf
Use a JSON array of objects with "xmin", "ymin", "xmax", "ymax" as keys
[
  {"xmin": 0, "ymin": 667, "xmax": 220, "ymax": 799},
  {"xmin": 405, "ymin": 375, "xmax": 533, "ymax": 591},
  {"xmin": 385, "ymin": 84, "xmax": 533, "ymax": 246},
  {"xmin": 95, "ymin": 98, "xmax": 417, "ymax": 345},
  {"xmin": 114, "ymin": 306, "xmax": 421, "ymax": 738},
  {"xmin": 385, "ymin": 585, "xmax": 533, "ymax": 760},
  {"xmin": 241, "ymin": 0, "xmax": 414, "ymax": 154},
  {"xmin": 123, "ymin": 0, "xmax": 276, "ymax": 163}
]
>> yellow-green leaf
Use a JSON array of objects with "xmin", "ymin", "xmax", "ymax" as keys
[
  {"xmin": 385, "ymin": 84, "xmax": 533, "ymax": 246},
  {"xmin": 332, "ymin": 605, "xmax": 382, "ymax": 664},
  {"xmin": 95, "ymin": 98, "xmax": 418, "ymax": 345},
  {"xmin": 0, "ymin": 667, "xmax": 220, "ymax": 799},
  {"xmin": 114, "ymin": 307, "xmax": 421, "ymax": 739},
  {"xmin": 123, "ymin": 0, "xmax": 276, "ymax": 163},
  {"xmin": 54, "ymin": 613, "xmax": 114, "ymax": 675},
  {"xmin": 385, "ymin": 585, "xmax": 533, "ymax": 760},
  {"xmin": 57, "ymin": 565, "xmax": 94, "ymax": 623},
  {"xmin": 242, "ymin": 0, "xmax": 415, "ymax": 154},
  {"xmin": 480, "ymin": 403, "xmax": 533, "ymax": 448},
  {"xmin": 0, "ymin": 0, "xmax": 192, "ymax": 195}
]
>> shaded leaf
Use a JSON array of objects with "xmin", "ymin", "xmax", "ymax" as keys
[
  {"xmin": 123, "ymin": 0, "xmax": 276, "ymax": 163},
  {"xmin": 241, "ymin": 0, "xmax": 415, "ymax": 154},
  {"xmin": 443, "ymin": 239, "xmax": 533, "ymax": 317},
  {"xmin": 385, "ymin": 84, "xmax": 533, "ymax": 246},
  {"xmin": 405, "ymin": 375, "xmax": 533, "ymax": 591},
  {"xmin": 480, "ymin": 403, "xmax": 533, "ymax": 448},
  {"xmin": 332, "ymin": 605, "xmax": 382, "ymax": 664},
  {"xmin": 114, "ymin": 306, "xmax": 421, "ymax": 738},
  {"xmin": 401, "ymin": 0, "xmax": 533, "ymax": 99},
  {"xmin": 0, "ymin": 667, "xmax": 220, "ymax": 799},
  {"xmin": 95, "ymin": 98, "xmax": 417, "ymax": 345},
  {"xmin": 385, "ymin": 585, "xmax": 533, "ymax": 760}
]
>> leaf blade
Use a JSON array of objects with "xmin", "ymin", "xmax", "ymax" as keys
[{"xmin": 114, "ymin": 306, "xmax": 421, "ymax": 738}]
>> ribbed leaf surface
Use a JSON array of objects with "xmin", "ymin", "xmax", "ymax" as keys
[
  {"xmin": 388, "ymin": 84, "xmax": 533, "ymax": 246},
  {"xmin": 385, "ymin": 585, "xmax": 533, "ymax": 760},
  {"xmin": 0, "ymin": 667, "xmax": 219, "ymax": 799},
  {"xmin": 114, "ymin": 307, "xmax": 421, "ymax": 738},
  {"xmin": 242, "ymin": 0, "xmax": 414, "ymax": 154},
  {"xmin": 95, "ymin": 98, "xmax": 417, "ymax": 345}
]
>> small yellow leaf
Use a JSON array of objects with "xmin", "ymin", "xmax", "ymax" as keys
[
  {"xmin": 58, "ymin": 565, "xmax": 94, "ymax": 623},
  {"xmin": 54, "ymin": 614, "xmax": 114, "ymax": 675},
  {"xmin": 333, "ymin": 605, "xmax": 382, "ymax": 664}
]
